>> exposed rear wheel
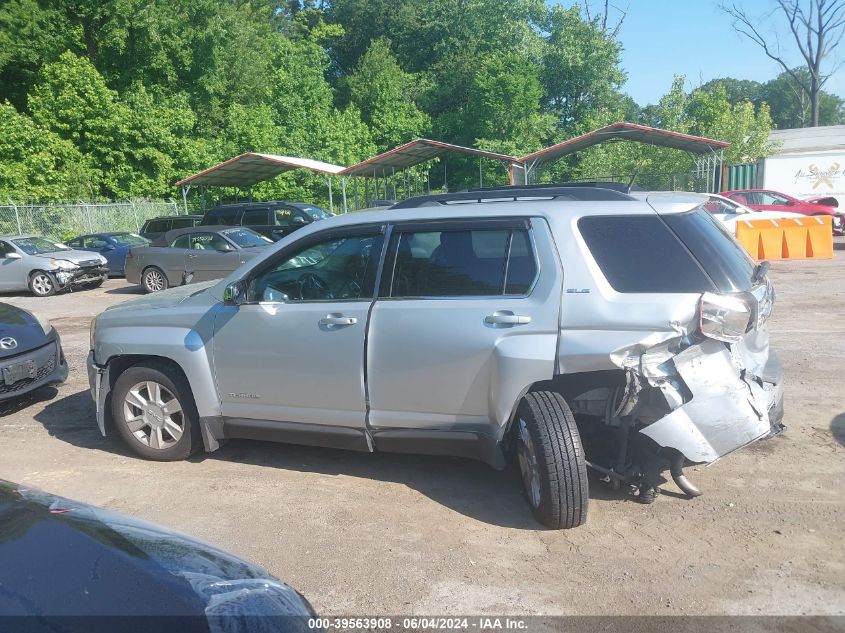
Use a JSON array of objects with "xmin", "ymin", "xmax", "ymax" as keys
[
  {"xmin": 111, "ymin": 361, "xmax": 200, "ymax": 461},
  {"xmin": 515, "ymin": 391, "xmax": 588, "ymax": 529},
  {"xmin": 142, "ymin": 267, "xmax": 168, "ymax": 293},
  {"xmin": 29, "ymin": 271, "xmax": 57, "ymax": 297}
]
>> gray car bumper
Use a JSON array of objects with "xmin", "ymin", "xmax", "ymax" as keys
[{"xmin": 0, "ymin": 339, "xmax": 68, "ymax": 402}]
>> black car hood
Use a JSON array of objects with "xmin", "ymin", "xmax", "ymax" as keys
[
  {"xmin": 0, "ymin": 481, "xmax": 313, "ymax": 630},
  {"xmin": 0, "ymin": 303, "xmax": 50, "ymax": 359}
]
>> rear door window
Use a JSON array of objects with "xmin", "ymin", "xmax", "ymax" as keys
[
  {"xmin": 242, "ymin": 209, "xmax": 270, "ymax": 226},
  {"xmin": 85, "ymin": 236, "xmax": 109, "ymax": 249},
  {"xmin": 387, "ymin": 226, "xmax": 536, "ymax": 298},
  {"xmin": 145, "ymin": 220, "xmax": 168, "ymax": 234},
  {"xmin": 171, "ymin": 235, "xmax": 190, "ymax": 249},
  {"xmin": 172, "ymin": 217, "xmax": 198, "ymax": 229}
]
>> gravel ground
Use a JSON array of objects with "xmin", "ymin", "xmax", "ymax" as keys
[{"xmin": 0, "ymin": 241, "xmax": 843, "ymax": 617}]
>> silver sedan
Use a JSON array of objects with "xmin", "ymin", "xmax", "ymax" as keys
[
  {"xmin": 125, "ymin": 226, "xmax": 271, "ymax": 293},
  {"xmin": 0, "ymin": 235, "xmax": 109, "ymax": 297}
]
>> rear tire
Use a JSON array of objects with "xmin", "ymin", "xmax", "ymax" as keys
[
  {"xmin": 29, "ymin": 271, "xmax": 57, "ymax": 297},
  {"xmin": 111, "ymin": 361, "xmax": 201, "ymax": 461},
  {"xmin": 142, "ymin": 266, "xmax": 168, "ymax": 293},
  {"xmin": 515, "ymin": 390, "xmax": 588, "ymax": 529}
]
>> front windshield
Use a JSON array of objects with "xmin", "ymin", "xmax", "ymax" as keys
[
  {"xmin": 12, "ymin": 237, "xmax": 70, "ymax": 255},
  {"xmin": 299, "ymin": 205, "xmax": 331, "ymax": 220},
  {"xmin": 222, "ymin": 228, "xmax": 272, "ymax": 248},
  {"xmin": 110, "ymin": 233, "xmax": 149, "ymax": 246}
]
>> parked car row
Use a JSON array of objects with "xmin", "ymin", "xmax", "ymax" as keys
[{"xmin": 0, "ymin": 200, "xmax": 332, "ymax": 297}]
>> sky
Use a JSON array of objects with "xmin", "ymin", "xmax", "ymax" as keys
[{"xmin": 585, "ymin": 0, "xmax": 845, "ymax": 106}]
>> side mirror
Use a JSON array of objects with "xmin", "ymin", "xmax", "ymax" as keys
[
  {"xmin": 216, "ymin": 242, "xmax": 235, "ymax": 253},
  {"xmin": 291, "ymin": 216, "xmax": 307, "ymax": 225},
  {"xmin": 102, "ymin": 244, "xmax": 116, "ymax": 251},
  {"xmin": 4, "ymin": 252, "xmax": 22, "ymax": 260},
  {"xmin": 223, "ymin": 281, "xmax": 245, "ymax": 305}
]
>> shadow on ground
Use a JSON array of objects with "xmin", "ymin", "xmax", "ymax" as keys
[
  {"xmin": 33, "ymin": 389, "xmax": 638, "ymax": 530},
  {"xmin": 0, "ymin": 386, "xmax": 60, "ymax": 417},
  {"xmin": 105, "ymin": 284, "xmax": 143, "ymax": 295},
  {"xmin": 33, "ymin": 389, "xmax": 127, "ymax": 454},
  {"xmin": 834, "ymin": 241, "xmax": 845, "ymax": 251},
  {"xmin": 831, "ymin": 413, "xmax": 845, "ymax": 448}
]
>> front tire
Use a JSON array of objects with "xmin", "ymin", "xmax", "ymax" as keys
[
  {"xmin": 29, "ymin": 271, "xmax": 57, "ymax": 297},
  {"xmin": 142, "ymin": 266, "xmax": 168, "ymax": 293},
  {"xmin": 111, "ymin": 361, "xmax": 201, "ymax": 461},
  {"xmin": 515, "ymin": 391, "xmax": 588, "ymax": 529}
]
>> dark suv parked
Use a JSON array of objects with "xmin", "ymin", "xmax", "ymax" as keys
[
  {"xmin": 139, "ymin": 215, "xmax": 203, "ymax": 241},
  {"xmin": 200, "ymin": 201, "xmax": 331, "ymax": 241}
]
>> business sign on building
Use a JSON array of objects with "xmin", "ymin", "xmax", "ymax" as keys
[{"xmin": 763, "ymin": 152, "xmax": 845, "ymax": 206}]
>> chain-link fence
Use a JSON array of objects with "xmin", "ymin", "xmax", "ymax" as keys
[{"xmin": 0, "ymin": 200, "xmax": 184, "ymax": 241}]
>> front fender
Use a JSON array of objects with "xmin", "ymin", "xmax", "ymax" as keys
[{"xmin": 94, "ymin": 324, "xmax": 221, "ymax": 419}]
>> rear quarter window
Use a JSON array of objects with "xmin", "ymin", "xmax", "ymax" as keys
[
  {"xmin": 578, "ymin": 215, "xmax": 715, "ymax": 293},
  {"xmin": 171, "ymin": 217, "xmax": 199, "ymax": 229}
]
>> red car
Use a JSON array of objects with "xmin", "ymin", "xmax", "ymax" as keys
[{"xmin": 723, "ymin": 189, "xmax": 844, "ymax": 234}]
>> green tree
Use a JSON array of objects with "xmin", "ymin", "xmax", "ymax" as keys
[
  {"xmin": 0, "ymin": 102, "xmax": 91, "ymax": 202},
  {"xmin": 540, "ymin": 5, "xmax": 626, "ymax": 132},
  {"xmin": 28, "ymin": 51, "xmax": 129, "ymax": 197},
  {"xmin": 466, "ymin": 52, "xmax": 555, "ymax": 155},
  {"xmin": 760, "ymin": 69, "xmax": 845, "ymax": 128},
  {"xmin": 342, "ymin": 37, "xmax": 429, "ymax": 151},
  {"xmin": 697, "ymin": 78, "xmax": 763, "ymax": 107}
]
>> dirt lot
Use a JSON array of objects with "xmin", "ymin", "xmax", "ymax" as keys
[{"xmin": 1, "ymin": 243, "xmax": 843, "ymax": 617}]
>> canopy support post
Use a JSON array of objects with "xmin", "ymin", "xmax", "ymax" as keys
[
  {"xmin": 341, "ymin": 177, "xmax": 348, "ymax": 214},
  {"xmin": 326, "ymin": 176, "xmax": 334, "ymax": 214},
  {"xmin": 181, "ymin": 184, "xmax": 191, "ymax": 214}
]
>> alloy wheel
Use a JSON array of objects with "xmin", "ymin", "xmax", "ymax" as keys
[
  {"xmin": 122, "ymin": 380, "xmax": 184, "ymax": 449},
  {"xmin": 31, "ymin": 274, "xmax": 53, "ymax": 296},
  {"xmin": 144, "ymin": 269, "xmax": 165, "ymax": 292}
]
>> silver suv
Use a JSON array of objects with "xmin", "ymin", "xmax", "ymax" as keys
[{"xmin": 87, "ymin": 186, "xmax": 784, "ymax": 529}]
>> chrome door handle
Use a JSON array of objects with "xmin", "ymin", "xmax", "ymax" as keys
[
  {"xmin": 187, "ymin": 254, "xmax": 198, "ymax": 258},
  {"xmin": 485, "ymin": 312, "xmax": 532, "ymax": 326},
  {"xmin": 319, "ymin": 314, "xmax": 358, "ymax": 327}
]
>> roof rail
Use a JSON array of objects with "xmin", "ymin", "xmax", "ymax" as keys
[{"xmin": 391, "ymin": 186, "xmax": 634, "ymax": 209}]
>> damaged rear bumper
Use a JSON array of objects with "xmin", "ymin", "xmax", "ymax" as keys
[{"xmin": 630, "ymin": 335, "xmax": 784, "ymax": 464}]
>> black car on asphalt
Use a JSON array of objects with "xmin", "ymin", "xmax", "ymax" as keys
[
  {"xmin": 0, "ymin": 302, "xmax": 67, "ymax": 402},
  {"xmin": 139, "ymin": 215, "xmax": 203, "ymax": 241},
  {"xmin": 200, "ymin": 201, "xmax": 331, "ymax": 241},
  {"xmin": 0, "ymin": 479, "xmax": 316, "ymax": 632}
]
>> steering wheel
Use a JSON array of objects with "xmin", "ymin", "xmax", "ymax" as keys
[{"xmin": 297, "ymin": 272, "xmax": 333, "ymax": 300}]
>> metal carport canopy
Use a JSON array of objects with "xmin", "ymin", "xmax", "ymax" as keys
[
  {"xmin": 175, "ymin": 152, "xmax": 345, "ymax": 188},
  {"xmin": 518, "ymin": 122, "xmax": 731, "ymax": 170},
  {"xmin": 340, "ymin": 139, "xmax": 517, "ymax": 177}
]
